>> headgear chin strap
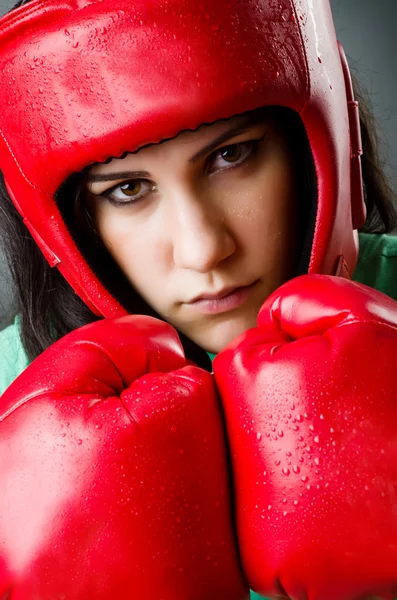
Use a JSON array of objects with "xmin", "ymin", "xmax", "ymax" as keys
[{"xmin": 0, "ymin": 0, "xmax": 365, "ymax": 319}]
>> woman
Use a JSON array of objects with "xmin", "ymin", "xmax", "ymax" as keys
[{"xmin": 0, "ymin": 0, "xmax": 396, "ymax": 598}]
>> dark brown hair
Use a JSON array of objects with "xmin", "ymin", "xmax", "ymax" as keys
[{"xmin": 0, "ymin": 0, "xmax": 396, "ymax": 363}]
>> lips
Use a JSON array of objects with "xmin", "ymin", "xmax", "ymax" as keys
[
  {"xmin": 189, "ymin": 283, "xmax": 254, "ymax": 303},
  {"xmin": 184, "ymin": 280, "xmax": 258, "ymax": 315},
  {"xmin": 190, "ymin": 286, "xmax": 242, "ymax": 303}
]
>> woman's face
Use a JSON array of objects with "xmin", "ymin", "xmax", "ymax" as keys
[{"xmin": 86, "ymin": 111, "xmax": 299, "ymax": 353}]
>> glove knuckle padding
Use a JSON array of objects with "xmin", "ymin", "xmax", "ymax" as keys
[
  {"xmin": 0, "ymin": 317, "xmax": 248, "ymax": 599},
  {"xmin": 258, "ymin": 274, "xmax": 397, "ymax": 340},
  {"xmin": 1, "ymin": 316, "xmax": 186, "ymax": 407},
  {"xmin": 214, "ymin": 275, "xmax": 397, "ymax": 600}
]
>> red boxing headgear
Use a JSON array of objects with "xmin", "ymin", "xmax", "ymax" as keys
[{"xmin": 0, "ymin": 0, "xmax": 365, "ymax": 318}]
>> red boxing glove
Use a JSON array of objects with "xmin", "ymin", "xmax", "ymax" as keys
[
  {"xmin": 214, "ymin": 275, "xmax": 397, "ymax": 600},
  {"xmin": 0, "ymin": 316, "xmax": 248, "ymax": 600}
]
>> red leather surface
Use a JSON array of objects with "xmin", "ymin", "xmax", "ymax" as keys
[
  {"xmin": 214, "ymin": 275, "xmax": 397, "ymax": 600},
  {"xmin": 0, "ymin": 316, "xmax": 248, "ymax": 599}
]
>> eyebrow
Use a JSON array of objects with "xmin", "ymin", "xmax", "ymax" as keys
[
  {"xmin": 188, "ymin": 115, "xmax": 261, "ymax": 163},
  {"xmin": 87, "ymin": 113, "xmax": 262, "ymax": 184},
  {"xmin": 87, "ymin": 170, "xmax": 151, "ymax": 183}
]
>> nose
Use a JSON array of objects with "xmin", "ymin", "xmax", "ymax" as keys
[{"xmin": 169, "ymin": 188, "xmax": 236, "ymax": 272}]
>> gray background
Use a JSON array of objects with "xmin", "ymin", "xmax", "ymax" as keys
[{"xmin": 0, "ymin": 0, "xmax": 396, "ymax": 329}]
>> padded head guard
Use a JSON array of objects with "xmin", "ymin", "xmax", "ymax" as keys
[{"xmin": 0, "ymin": 0, "xmax": 365, "ymax": 318}]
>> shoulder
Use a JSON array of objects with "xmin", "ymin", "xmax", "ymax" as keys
[
  {"xmin": 353, "ymin": 232, "xmax": 397, "ymax": 301},
  {"xmin": 0, "ymin": 315, "xmax": 30, "ymax": 396}
]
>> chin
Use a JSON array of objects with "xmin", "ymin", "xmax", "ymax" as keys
[{"xmin": 196, "ymin": 312, "xmax": 259, "ymax": 355}]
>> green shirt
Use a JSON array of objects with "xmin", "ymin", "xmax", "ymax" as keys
[
  {"xmin": 1, "ymin": 232, "xmax": 397, "ymax": 600},
  {"xmin": 0, "ymin": 314, "xmax": 29, "ymax": 395},
  {"xmin": 352, "ymin": 232, "xmax": 397, "ymax": 297}
]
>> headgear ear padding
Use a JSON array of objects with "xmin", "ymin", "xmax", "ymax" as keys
[{"xmin": 0, "ymin": 0, "xmax": 365, "ymax": 317}]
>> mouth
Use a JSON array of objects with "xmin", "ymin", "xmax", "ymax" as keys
[{"xmin": 185, "ymin": 280, "xmax": 259, "ymax": 315}]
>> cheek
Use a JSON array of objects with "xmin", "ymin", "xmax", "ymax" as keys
[
  {"xmin": 94, "ymin": 208, "xmax": 168, "ymax": 291},
  {"xmin": 222, "ymin": 159, "xmax": 297, "ymax": 260}
]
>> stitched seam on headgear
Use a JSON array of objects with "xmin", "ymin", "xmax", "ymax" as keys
[
  {"xmin": 290, "ymin": 2, "xmax": 311, "ymax": 114},
  {"xmin": 0, "ymin": 129, "xmax": 44, "ymax": 194},
  {"xmin": 0, "ymin": 111, "xmax": 223, "ymax": 201},
  {"xmin": 87, "ymin": 110, "xmax": 266, "ymax": 166},
  {"xmin": 289, "ymin": 1, "xmax": 318, "ymax": 277}
]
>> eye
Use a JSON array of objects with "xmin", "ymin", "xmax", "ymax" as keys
[
  {"xmin": 101, "ymin": 179, "xmax": 156, "ymax": 206},
  {"xmin": 208, "ymin": 140, "xmax": 260, "ymax": 174},
  {"xmin": 220, "ymin": 145, "xmax": 245, "ymax": 163}
]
